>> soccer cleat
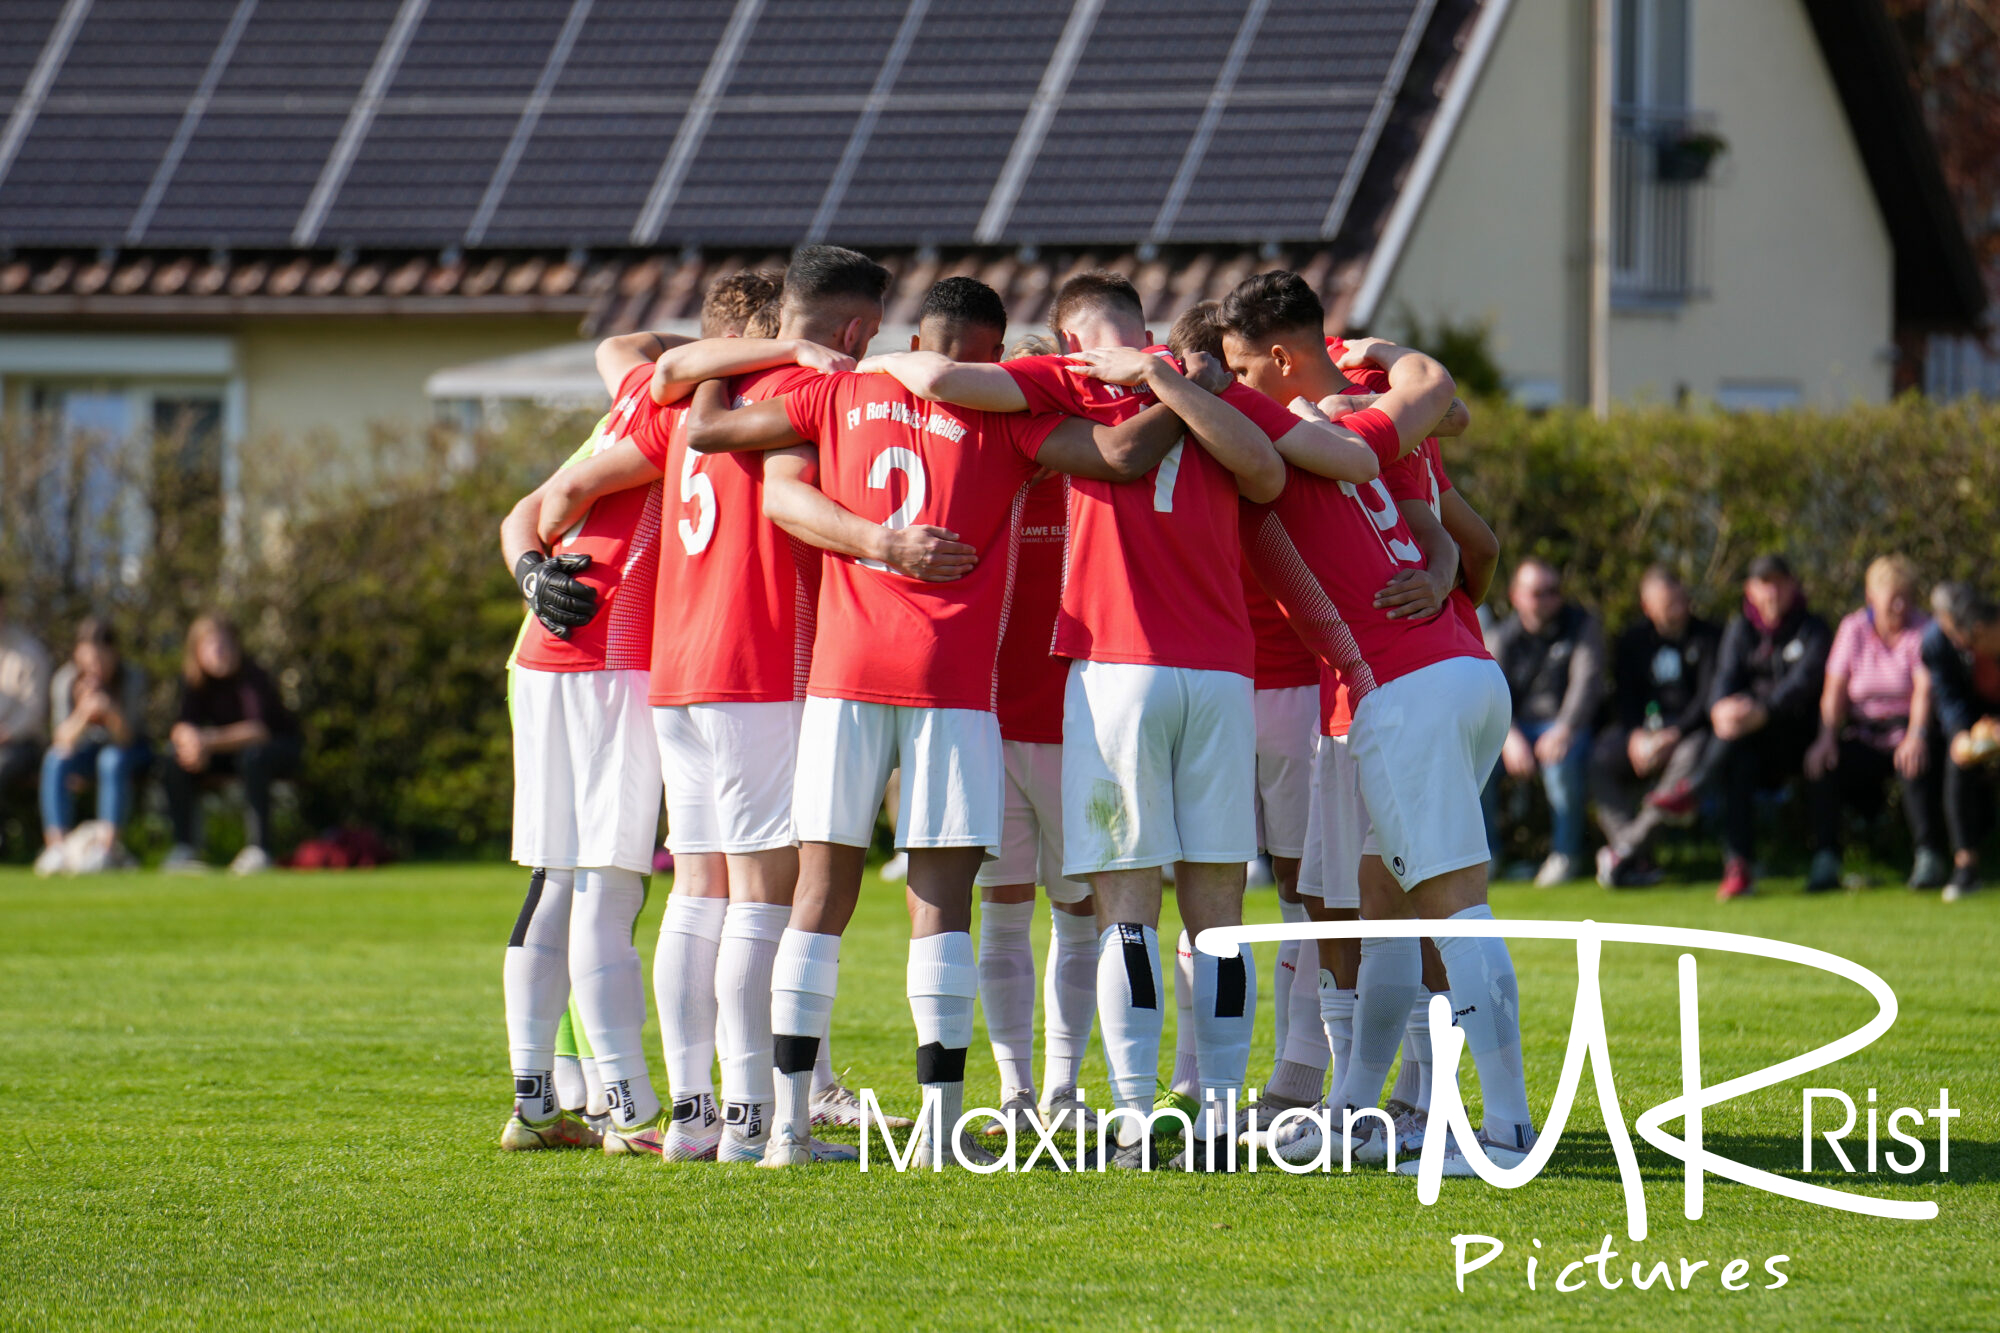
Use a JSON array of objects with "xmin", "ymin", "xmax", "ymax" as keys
[
  {"xmin": 1107, "ymin": 1137, "xmax": 1158, "ymax": 1171},
  {"xmin": 1236, "ymin": 1092, "xmax": 1314, "ymax": 1142},
  {"xmin": 602, "ymin": 1110, "xmax": 673, "ymax": 1157},
  {"xmin": 758, "ymin": 1123, "xmax": 816, "ymax": 1168},
  {"xmin": 907, "ymin": 1124, "xmax": 1001, "ymax": 1169},
  {"xmin": 1397, "ymin": 1123, "xmax": 1537, "ymax": 1177},
  {"xmin": 982, "ymin": 1090, "xmax": 1039, "ymax": 1137},
  {"xmin": 1387, "ymin": 1099, "xmax": 1428, "ymax": 1158},
  {"xmin": 1343, "ymin": 1109, "xmax": 1398, "ymax": 1165},
  {"xmin": 664, "ymin": 1093, "xmax": 722, "ymax": 1161},
  {"xmin": 1260, "ymin": 1103, "xmax": 1332, "ymax": 1166},
  {"xmin": 1716, "ymin": 856, "xmax": 1754, "ymax": 901},
  {"xmin": 1038, "ymin": 1087, "xmax": 1100, "ymax": 1136},
  {"xmin": 1152, "ymin": 1080, "xmax": 1200, "ymax": 1126},
  {"xmin": 813, "ymin": 1076, "xmax": 912, "ymax": 1129},
  {"xmin": 499, "ymin": 1106, "xmax": 603, "ymax": 1151},
  {"xmin": 807, "ymin": 1135, "xmax": 860, "ymax": 1162}
]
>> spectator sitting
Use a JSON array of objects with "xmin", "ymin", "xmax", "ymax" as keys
[
  {"xmin": 0, "ymin": 578, "xmax": 51, "ymax": 847},
  {"xmin": 1484, "ymin": 557, "xmax": 1605, "ymax": 886},
  {"xmin": 1803, "ymin": 556, "xmax": 1948, "ymax": 892},
  {"xmin": 1707, "ymin": 554, "xmax": 1832, "ymax": 900},
  {"xmin": 35, "ymin": 618, "xmax": 149, "ymax": 875},
  {"xmin": 162, "ymin": 614, "xmax": 302, "ymax": 875},
  {"xmin": 1591, "ymin": 566, "xmax": 1721, "ymax": 887},
  {"xmin": 1922, "ymin": 581, "xmax": 2000, "ymax": 902}
]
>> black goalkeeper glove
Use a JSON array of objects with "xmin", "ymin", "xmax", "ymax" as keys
[{"xmin": 516, "ymin": 551, "xmax": 598, "ymax": 640}]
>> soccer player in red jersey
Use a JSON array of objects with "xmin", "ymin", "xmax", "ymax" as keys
[
  {"xmin": 684, "ymin": 276, "xmax": 1220, "ymax": 1167},
  {"xmin": 536, "ymin": 252, "xmax": 885, "ymax": 1162},
  {"xmin": 859, "ymin": 272, "xmax": 1368, "ymax": 1168},
  {"xmin": 1218, "ymin": 270, "xmax": 1537, "ymax": 1172}
]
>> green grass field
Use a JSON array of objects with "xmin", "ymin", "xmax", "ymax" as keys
[{"xmin": 2, "ymin": 863, "xmax": 1994, "ymax": 1330}]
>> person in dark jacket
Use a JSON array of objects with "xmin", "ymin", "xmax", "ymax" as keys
[
  {"xmin": 1591, "ymin": 566, "xmax": 1721, "ymax": 887},
  {"xmin": 162, "ymin": 614, "xmax": 302, "ymax": 875},
  {"xmin": 1706, "ymin": 554, "xmax": 1832, "ymax": 900},
  {"xmin": 1484, "ymin": 557, "xmax": 1605, "ymax": 886},
  {"xmin": 1923, "ymin": 581, "xmax": 2000, "ymax": 901}
]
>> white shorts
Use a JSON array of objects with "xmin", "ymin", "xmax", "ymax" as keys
[
  {"xmin": 1061, "ymin": 660, "xmax": 1257, "ymax": 877},
  {"xmin": 1296, "ymin": 733, "xmax": 1377, "ymax": 910},
  {"xmin": 1253, "ymin": 685, "xmax": 1316, "ymax": 859},
  {"xmin": 654, "ymin": 700, "xmax": 803, "ymax": 855},
  {"xmin": 511, "ymin": 666, "xmax": 662, "ymax": 874},
  {"xmin": 793, "ymin": 696, "xmax": 1003, "ymax": 849},
  {"xmin": 973, "ymin": 740, "xmax": 1091, "ymax": 903},
  {"xmin": 1348, "ymin": 655, "xmax": 1512, "ymax": 891}
]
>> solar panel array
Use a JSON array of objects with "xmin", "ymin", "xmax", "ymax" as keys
[{"xmin": 0, "ymin": 0, "xmax": 1432, "ymax": 251}]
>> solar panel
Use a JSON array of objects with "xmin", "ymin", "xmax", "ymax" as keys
[{"xmin": 0, "ymin": 0, "xmax": 1453, "ymax": 252}]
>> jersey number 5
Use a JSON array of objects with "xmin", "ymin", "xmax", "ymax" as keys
[
  {"xmin": 856, "ymin": 446, "xmax": 928, "ymax": 573},
  {"xmin": 678, "ymin": 447, "xmax": 716, "ymax": 555}
]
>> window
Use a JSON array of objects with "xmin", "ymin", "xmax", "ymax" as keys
[{"xmin": 1613, "ymin": 0, "xmax": 1715, "ymax": 307}]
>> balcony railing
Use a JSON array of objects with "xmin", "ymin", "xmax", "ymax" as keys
[{"xmin": 1612, "ymin": 106, "xmax": 1719, "ymax": 307}]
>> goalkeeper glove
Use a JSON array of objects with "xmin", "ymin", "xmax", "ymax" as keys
[{"xmin": 516, "ymin": 551, "xmax": 598, "ymax": 640}]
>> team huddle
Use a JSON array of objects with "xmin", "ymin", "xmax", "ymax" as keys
[{"xmin": 496, "ymin": 244, "xmax": 1536, "ymax": 1173}]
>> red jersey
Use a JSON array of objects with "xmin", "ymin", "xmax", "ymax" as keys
[
  {"xmin": 1003, "ymin": 351, "xmax": 1301, "ymax": 677},
  {"xmin": 996, "ymin": 477, "xmax": 1070, "ymax": 742},
  {"xmin": 1245, "ymin": 568, "xmax": 1318, "ymax": 690},
  {"xmin": 782, "ymin": 372, "xmax": 1062, "ymax": 711},
  {"xmin": 515, "ymin": 364, "xmax": 662, "ymax": 674},
  {"xmin": 1242, "ymin": 408, "xmax": 1488, "ymax": 709},
  {"xmin": 635, "ymin": 364, "xmax": 824, "ymax": 705},
  {"xmin": 1380, "ymin": 437, "xmax": 1484, "ymax": 641}
]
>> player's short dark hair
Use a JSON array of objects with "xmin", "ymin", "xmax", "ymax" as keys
[
  {"xmin": 701, "ymin": 269, "xmax": 782, "ymax": 338},
  {"xmin": 782, "ymin": 245, "xmax": 891, "ymax": 309},
  {"xmin": 1745, "ymin": 553, "xmax": 1795, "ymax": 583},
  {"xmin": 1049, "ymin": 271, "xmax": 1144, "ymax": 342},
  {"xmin": 1166, "ymin": 300, "xmax": 1225, "ymax": 363},
  {"xmin": 1219, "ymin": 270, "xmax": 1325, "ymax": 344},
  {"xmin": 918, "ymin": 276, "xmax": 1008, "ymax": 335}
]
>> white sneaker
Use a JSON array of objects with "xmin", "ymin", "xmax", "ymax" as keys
[
  {"xmin": 1534, "ymin": 853, "xmax": 1573, "ymax": 888},
  {"xmin": 162, "ymin": 844, "xmax": 209, "ymax": 874},
  {"xmin": 758, "ymin": 1123, "xmax": 815, "ymax": 1168},
  {"xmin": 663, "ymin": 1093, "xmax": 722, "ymax": 1161},
  {"xmin": 33, "ymin": 843, "xmax": 66, "ymax": 877},
  {"xmin": 229, "ymin": 845, "xmax": 272, "ymax": 876},
  {"xmin": 1396, "ymin": 1123, "xmax": 1537, "ymax": 1176},
  {"xmin": 880, "ymin": 852, "xmax": 909, "ymax": 882},
  {"xmin": 1388, "ymin": 1101, "xmax": 1428, "ymax": 1158},
  {"xmin": 717, "ymin": 1100, "xmax": 768, "ymax": 1162},
  {"xmin": 813, "ymin": 1077, "xmax": 912, "ymax": 1129},
  {"xmin": 1261, "ymin": 1103, "xmax": 1332, "ymax": 1166}
]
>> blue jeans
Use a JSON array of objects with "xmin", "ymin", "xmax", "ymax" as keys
[
  {"xmin": 1483, "ymin": 719, "xmax": 1592, "ymax": 861},
  {"xmin": 40, "ymin": 741, "xmax": 149, "ymax": 832}
]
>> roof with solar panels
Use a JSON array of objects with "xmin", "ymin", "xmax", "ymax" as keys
[{"xmin": 0, "ymin": 0, "xmax": 1492, "ymax": 330}]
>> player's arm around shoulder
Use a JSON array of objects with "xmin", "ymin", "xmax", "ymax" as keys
[
  {"xmin": 1031, "ymin": 403, "xmax": 1187, "ymax": 484},
  {"xmin": 1330, "ymin": 338, "xmax": 1457, "ymax": 457},
  {"xmin": 651, "ymin": 337, "xmax": 853, "ymax": 405},
  {"xmin": 1068, "ymin": 347, "xmax": 1285, "ymax": 501},
  {"xmin": 1440, "ymin": 487, "xmax": 1499, "ymax": 602},
  {"xmin": 856, "ymin": 351, "xmax": 1030, "ymax": 412},
  {"xmin": 595, "ymin": 330, "xmax": 690, "ymax": 399},
  {"xmin": 762, "ymin": 446, "xmax": 977, "ymax": 582},
  {"xmin": 683, "ymin": 378, "xmax": 807, "ymax": 454},
  {"xmin": 534, "ymin": 438, "xmax": 661, "ymax": 547}
]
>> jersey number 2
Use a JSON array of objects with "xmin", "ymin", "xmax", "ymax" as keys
[
  {"xmin": 857, "ymin": 447, "xmax": 928, "ymax": 572},
  {"xmin": 678, "ymin": 448, "xmax": 716, "ymax": 555}
]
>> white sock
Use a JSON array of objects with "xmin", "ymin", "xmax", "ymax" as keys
[
  {"xmin": 1438, "ymin": 906, "xmax": 1533, "ymax": 1135},
  {"xmin": 655, "ymin": 894, "xmax": 726, "ymax": 1104},
  {"xmin": 812, "ymin": 1043, "xmax": 836, "ymax": 1097},
  {"xmin": 1097, "ymin": 923, "xmax": 1164, "ymax": 1142},
  {"xmin": 977, "ymin": 901, "xmax": 1037, "ymax": 1099},
  {"xmin": 1271, "ymin": 899, "xmax": 1307, "ymax": 1068},
  {"xmin": 580, "ymin": 1055, "xmax": 607, "ymax": 1117},
  {"xmin": 1389, "ymin": 1039, "xmax": 1421, "ymax": 1107},
  {"xmin": 772, "ymin": 929, "xmax": 841, "ymax": 1141},
  {"xmin": 1282, "ymin": 942, "xmax": 1332, "ymax": 1072},
  {"xmin": 1404, "ymin": 994, "xmax": 1438, "ymax": 1111},
  {"xmin": 908, "ymin": 931, "xmax": 978, "ymax": 1111},
  {"xmin": 1042, "ymin": 907, "xmax": 1098, "ymax": 1094},
  {"xmin": 570, "ymin": 867, "xmax": 657, "ymax": 1127},
  {"xmin": 1336, "ymin": 934, "xmax": 1421, "ymax": 1114},
  {"xmin": 504, "ymin": 867, "xmax": 572, "ymax": 1119},
  {"xmin": 1317, "ymin": 974, "xmax": 1356, "ymax": 1108},
  {"xmin": 1191, "ymin": 942, "xmax": 1256, "ymax": 1138},
  {"xmin": 715, "ymin": 901, "xmax": 789, "ymax": 1134},
  {"xmin": 1170, "ymin": 931, "xmax": 1199, "ymax": 1096},
  {"xmin": 553, "ymin": 1054, "xmax": 586, "ymax": 1113}
]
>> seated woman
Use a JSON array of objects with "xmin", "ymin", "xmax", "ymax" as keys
[
  {"xmin": 162, "ymin": 614, "xmax": 302, "ymax": 875},
  {"xmin": 36, "ymin": 618, "xmax": 149, "ymax": 874},
  {"xmin": 1803, "ymin": 556, "xmax": 1947, "ymax": 891}
]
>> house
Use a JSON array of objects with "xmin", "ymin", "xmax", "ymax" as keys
[{"xmin": 0, "ymin": 0, "xmax": 1978, "ymax": 516}]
